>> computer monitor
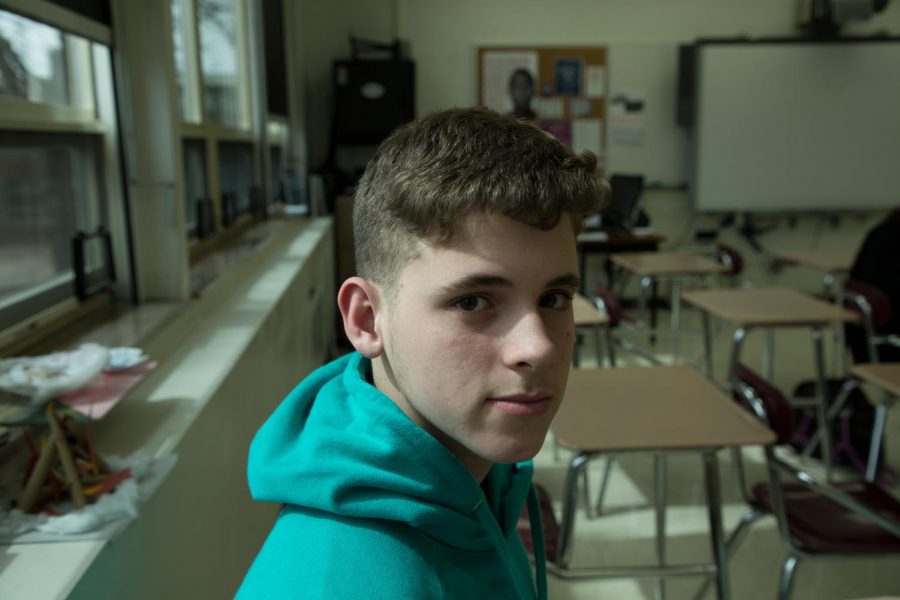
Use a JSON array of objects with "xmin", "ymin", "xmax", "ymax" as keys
[{"xmin": 604, "ymin": 174, "xmax": 645, "ymax": 229}]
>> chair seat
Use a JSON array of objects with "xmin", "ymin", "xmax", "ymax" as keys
[
  {"xmin": 518, "ymin": 484, "xmax": 559, "ymax": 563},
  {"xmin": 753, "ymin": 480, "xmax": 900, "ymax": 553}
]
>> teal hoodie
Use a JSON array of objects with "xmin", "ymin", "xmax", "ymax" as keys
[{"xmin": 237, "ymin": 352, "xmax": 548, "ymax": 599}]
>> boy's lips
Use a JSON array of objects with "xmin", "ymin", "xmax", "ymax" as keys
[{"xmin": 486, "ymin": 393, "xmax": 553, "ymax": 415}]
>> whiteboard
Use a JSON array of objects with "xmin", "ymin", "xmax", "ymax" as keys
[{"xmin": 692, "ymin": 40, "xmax": 900, "ymax": 212}]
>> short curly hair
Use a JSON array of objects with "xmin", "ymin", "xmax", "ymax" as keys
[{"xmin": 353, "ymin": 107, "xmax": 607, "ymax": 291}]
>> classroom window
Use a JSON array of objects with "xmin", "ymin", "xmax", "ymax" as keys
[
  {"xmin": 198, "ymin": 0, "xmax": 247, "ymax": 128},
  {"xmin": 0, "ymin": 132, "xmax": 105, "ymax": 330},
  {"xmin": 0, "ymin": 7, "xmax": 122, "ymax": 341},
  {"xmin": 0, "ymin": 9, "xmax": 95, "ymax": 112},
  {"xmin": 171, "ymin": 0, "xmax": 201, "ymax": 122},
  {"xmin": 218, "ymin": 140, "xmax": 254, "ymax": 225}
]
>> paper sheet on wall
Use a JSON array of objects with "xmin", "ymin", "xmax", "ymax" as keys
[
  {"xmin": 568, "ymin": 97, "xmax": 592, "ymax": 118},
  {"xmin": 535, "ymin": 97, "xmax": 565, "ymax": 119},
  {"xmin": 609, "ymin": 90, "xmax": 646, "ymax": 145},
  {"xmin": 571, "ymin": 119, "xmax": 603, "ymax": 157},
  {"xmin": 481, "ymin": 51, "xmax": 539, "ymax": 114},
  {"xmin": 585, "ymin": 66, "xmax": 606, "ymax": 98}
]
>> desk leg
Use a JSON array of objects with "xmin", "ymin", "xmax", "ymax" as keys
[
  {"xmin": 558, "ymin": 453, "xmax": 591, "ymax": 569},
  {"xmin": 655, "ymin": 453, "xmax": 668, "ymax": 600},
  {"xmin": 703, "ymin": 450, "xmax": 730, "ymax": 600},
  {"xmin": 811, "ymin": 327, "xmax": 833, "ymax": 479},
  {"xmin": 639, "ymin": 276, "xmax": 651, "ymax": 327},
  {"xmin": 671, "ymin": 279, "xmax": 682, "ymax": 365},
  {"xmin": 866, "ymin": 399, "xmax": 889, "ymax": 482},
  {"xmin": 702, "ymin": 312, "xmax": 713, "ymax": 379},
  {"xmin": 593, "ymin": 324, "xmax": 605, "ymax": 368},
  {"xmin": 579, "ymin": 249, "xmax": 587, "ymax": 295}
]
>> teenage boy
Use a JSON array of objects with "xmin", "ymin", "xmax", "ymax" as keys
[{"xmin": 238, "ymin": 107, "xmax": 604, "ymax": 599}]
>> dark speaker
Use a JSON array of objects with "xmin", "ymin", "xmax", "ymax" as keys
[
  {"xmin": 333, "ymin": 60, "xmax": 415, "ymax": 144},
  {"xmin": 676, "ymin": 44, "xmax": 696, "ymax": 128}
]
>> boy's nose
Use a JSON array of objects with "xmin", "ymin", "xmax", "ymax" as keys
[{"xmin": 502, "ymin": 311, "xmax": 558, "ymax": 370}]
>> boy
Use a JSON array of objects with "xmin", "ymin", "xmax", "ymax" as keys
[{"xmin": 238, "ymin": 108, "xmax": 604, "ymax": 599}]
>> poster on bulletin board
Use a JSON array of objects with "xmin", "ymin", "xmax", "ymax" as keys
[{"xmin": 477, "ymin": 46, "xmax": 608, "ymax": 167}]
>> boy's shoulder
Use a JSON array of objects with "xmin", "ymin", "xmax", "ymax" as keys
[{"xmin": 237, "ymin": 506, "xmax": 440, "ymax": 599}]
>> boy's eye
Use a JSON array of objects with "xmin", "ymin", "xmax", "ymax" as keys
[
  {"xmin": 541, "ymin": 291, "xmax": 574, "ymax": 310},
  {"xmin": 454, "ymin": 296, "xmax": 490, "ymax": 312}
]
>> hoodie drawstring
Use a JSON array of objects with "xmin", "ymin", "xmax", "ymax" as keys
[{"xmin": 526, "ymin": 484, "xmax": 548, "ymax": 600}]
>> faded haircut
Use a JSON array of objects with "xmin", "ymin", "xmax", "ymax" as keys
[{"xmin": 353, "ymin": 107, "xmax": 607, "ymax": 291}]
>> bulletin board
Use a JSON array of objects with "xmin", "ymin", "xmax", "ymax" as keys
[{"xmin": 477, "ymin": 46, "xmax": 607, "ymax": 166}]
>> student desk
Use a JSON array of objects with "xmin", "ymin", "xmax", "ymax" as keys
[
  {"xmin": 552, "ymin": 366, "xmax": 774, "ymax": 600},
  {"xmin": 576, "ymin": 231, "xmax": 665, "ymax": 293},
  {"xmin": 610, "ymin": 252, "xmax": 726, "ymax": 361},
  {"xmin": 773, "ymin": 249, "xmax": 853, "ymax": 290},
  {"xmin": 572, "ymin": 293, "xmax": 611, "ymax": 367},
  {"xmin": 682, "ymin": 287, "xmax": 858, "ymax": 475}
]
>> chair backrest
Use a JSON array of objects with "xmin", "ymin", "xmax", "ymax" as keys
[
  {"xmin": 593, "ymin": 285, "xmax": 622, "ymax": 327},
  {"xmin": 844, "ymin": 279, "xmax": 893, "ymax": 330},
  {"xmin": 733, "ymin": 363, "xmax": 794, "ymax": 445},
  {"xmin": 716, "ymin": 243, "xmax": 745, "ymax": 276}
]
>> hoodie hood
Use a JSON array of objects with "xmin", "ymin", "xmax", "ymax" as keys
[{"xmin": 248, "ymin": 351, "xmax": 535, "ymax": 553}]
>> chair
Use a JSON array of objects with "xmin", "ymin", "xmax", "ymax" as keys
[
  {"xmin": 715, "ymin": 243, "xmax": 745, "ymax": 287},
  {"xmin": 843, "ymin": 279, "xmax": 900, "ymax": 364},
  {"xmin": 694, "ymin": 363, "xmax": 900, "ymax": 600},
  {"xmin": 592, "ymin": 285, "xmax": 662, "ymax": 368},
  {"xmin": 793, "ymin": 279, "xmax": 900, "ymax": 480}
]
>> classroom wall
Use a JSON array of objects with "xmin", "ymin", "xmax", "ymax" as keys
[
  {"xmin": 295, "ymin": 0, "xmax": 396, "ymax": 168},
  {"xmin": 296, "ymin": 0, "xmax": 900, "ymax": 179}
]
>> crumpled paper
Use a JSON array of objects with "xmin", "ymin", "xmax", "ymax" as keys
[{"xmin": 0, "ymin": 343, "xmax": 110, "ymax": 403}]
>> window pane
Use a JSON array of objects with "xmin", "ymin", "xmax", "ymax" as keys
[
  {"xmin": 183, "ymin": 139, "xmax": 208, "ymax": 235},
  {"xmin": 0, "ymin": 132, "xmax": 104, "ymax": 311},
  {"xmin": 0, "ymin": 9, "xmax": 69, "ymax": 105},
  {"xmin": 218, "ymin": 141, "xmax": 253, "ymax": 224},
  {"xmin": 171, "ymin": 0, "xmax": 200, "ymax": 121},
  {"xmin": 198, "ymin": 0, "xmax": 245, "ymax": 127}
]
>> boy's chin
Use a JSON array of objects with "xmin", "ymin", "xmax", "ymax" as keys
[{"xmin": 481, "ymin": 436, "xmax": 547, "ymax": 465}]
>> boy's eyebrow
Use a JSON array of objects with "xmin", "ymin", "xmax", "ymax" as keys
[
  {"xmin": 547, "ymin": 272, "xmax": 582, "ymax": 290},
  {"xmin": 436, "ymin": 274, "xmax": 513, "ymax": 296},
  {"xmin": 435, "ymin": 272, "xmax": 582, "ymax": 296}
]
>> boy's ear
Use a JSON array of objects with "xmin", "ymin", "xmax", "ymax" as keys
[{"xmin": 337, "ymin": 277, "xmax": 384, "ymax": 358}]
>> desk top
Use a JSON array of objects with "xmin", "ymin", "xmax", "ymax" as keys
[
  {"xmin": 553, "ymin": 366, "xmax": 775, "ymax": 453},
  {"xmin": 682, "ymin": 287, "xmax": 858, "ymax": 326},
  {"xmin": 573, "ymin": 293, "xmax": 610, "ymax": 326},
  {"xmin": 774, "ymin": 249, "xmax": 854, "ymax": 274},
  {"xmin": 851, "ymin": 362, "xmax": 900, "ymax": 397},
  {"xmin": 611, "ymin": 251, "xmax": 727, "ymax": 277}
]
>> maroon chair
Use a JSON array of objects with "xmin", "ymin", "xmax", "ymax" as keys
[
  {"xmin": 842, "ymin": 278, "xmax": 899, "ymax": 363},
  {"xmin": 716, "ymin": 243, "xmax": 745, "ymax": 279},
  {"xmin": 695, "ymin": 363, "xmax": 900, "ymax": 600},
  {"xmin": 592, "ymin": 285, "xmax": 660, "ymax": 368}
]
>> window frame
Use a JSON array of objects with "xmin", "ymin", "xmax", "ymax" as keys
[{"xmin": 0, "ymin": 2, "xmax": 127, "ymax": 352}]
